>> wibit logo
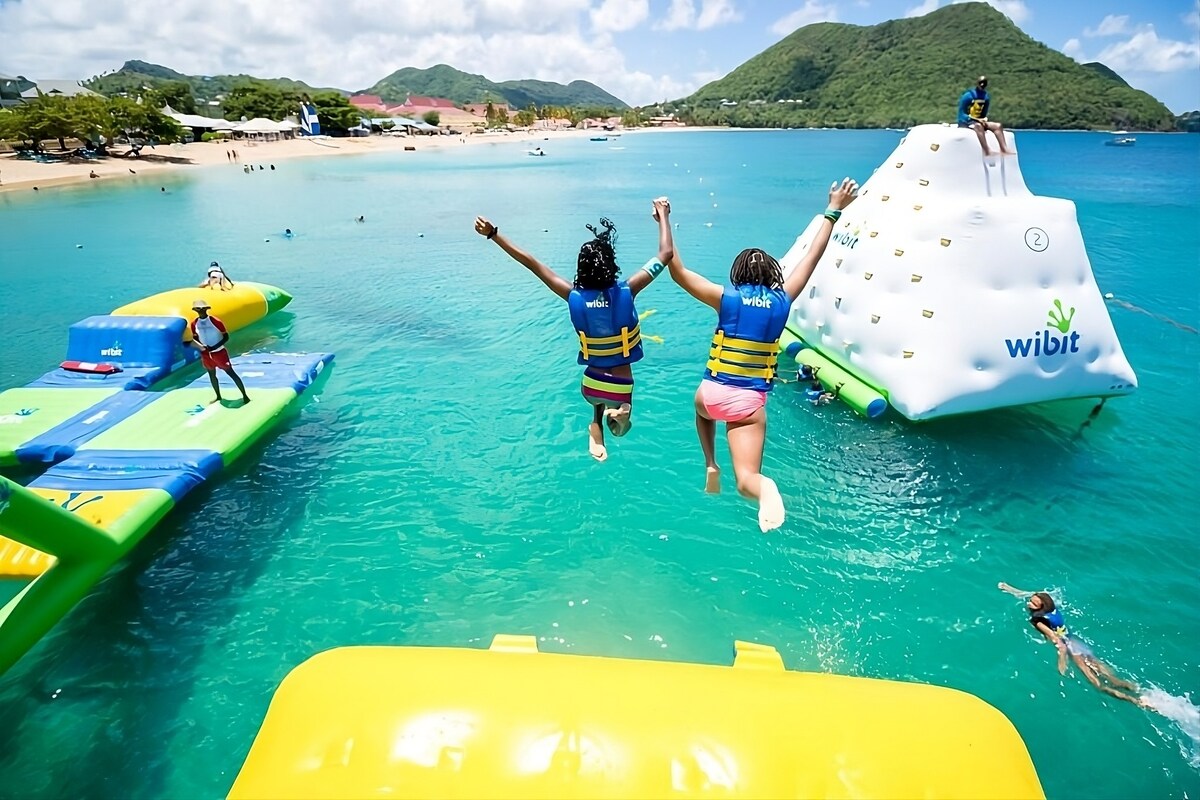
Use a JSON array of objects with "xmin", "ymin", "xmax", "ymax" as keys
[
  {"xmin": 742, "ymin": 294, "xmax": 773, "ymax": 308},
  {"xmin": 831, "ymin": 225, "xmax": 860, "ymax": 249},
  {"xmin": 585, "ymin": 296, "xmax": 609, "ymax": 309},
  {"xmin": 100, "ymin": 340, "xmax": 123, "ymax": 357},
  {"xmin": 1005, "ymin": 299, "xmax": 1080, "ymax": 358}
]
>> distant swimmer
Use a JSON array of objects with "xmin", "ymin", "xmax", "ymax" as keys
[
  {"xmin": 284, "ymin": 228, "xmax": 294, "ymax": 238},
  {"xmin": 666, "ymin": 178, "xmax": 858, "ymax": 532},
  {"xmin": 474, "ymin": 197, "xmax": 675, "ymax": 462},
  {"xmin": 999, "ymin": 582, "xmax": 1148, "ymax": 708},
  {"xmin": 199, "ymin": 261, "xmax": 234, "ymax": 291},
  {"xmin": 356, "ymin": 215, "xmax": 365, "ymax": 223},
  {"xmin": 958, "ymin": 75, "xmax": 1012, "ymax": 156},
  {"xmin": 190, "ymin": 299, "xmax": 250, "ymax": 406}
]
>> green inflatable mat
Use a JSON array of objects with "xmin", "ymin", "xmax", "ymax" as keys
[
  {"xmin": 0, "ymin": 388, "xmax": 119, "ymax": 467},
  {"xmin": 79, "ymin": 388, "xmax": 295, "ymax": 464}
]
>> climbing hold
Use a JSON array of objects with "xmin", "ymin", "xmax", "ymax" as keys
[
  {"xmin": 894, "ymin": 249, "xmax": 904, "ymax": 257},
  {"xmin": 939, "ymin": 238, "xmax": 951, "ymax": 247},
  {"xmin": 913, "ymin": 204, "xmax": 923, "ymax": 211},
  {"xmin": 919, "ymin": 179, "xmax": 930, "ymax": 187},
  {"xmin": 903, "ymin": 350, "xmax": 914, "ymax": 359},
  {"xmin": 930, "ymin": 143, "xmax": 940, "ymax": 152},
  {"xmin": 895, "ymin": 162, "xmax": 904, "ymax": 168},
  {"xmin": 911, "ymin": 274, "xmax": 923, "ymax": 283},
  {"xmin": 922, "ymin": 310, "xmax": 934, "ymax": 318},
  {"xmin": 835, "ymin": 258, "xmax": 843, "ymax": 268},
  {"xmin": 864, "ymin": 272, "xmax": 874, "ymax": 280},
  {"xmin": 881, "ymin": 195, "xmax": 890, "ymax": 202},
  {"xmin": 869, "ymin": 231, "xmax": 878, "ymax": 238},
  {"xmin": 871, "ymin": 314, "xmax": 881, "ymax": 324},
  {"xmin": 835, "ymin": 297, "xmax": 842, "ymax": 308}
]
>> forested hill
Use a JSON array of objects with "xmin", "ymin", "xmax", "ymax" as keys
[
  {"xmin": 361, "ymin": 65, "xmax": 627, "ymax": 109},
  {"xmin": 86, "ymin": 61, "xmax": 343, "ymax": 106},
  {"xmin": 84, "ymin": 60, "xmax": 627, "ymax": 112},
  {"xmin": 669, "ymin": 2, "xmax": 1175, "ymax": 131}
]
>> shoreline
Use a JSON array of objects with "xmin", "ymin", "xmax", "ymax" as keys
[{"xmin": 0, "ymin": 127, "xmax": 659, "ymax": 195}]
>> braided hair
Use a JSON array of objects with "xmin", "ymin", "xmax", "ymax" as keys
[
  {"xmin": 729, "ymin": 247, "xmax": 783, "ymax": 289},
  {"xmin": 574, "ymin": 217, "xmax": 620, "ymax": 290}
]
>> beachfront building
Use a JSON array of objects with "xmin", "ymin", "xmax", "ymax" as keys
[
  {"xmin": 349, "ymin": 94, "xmax": 389, "ymax": 113},
  {"xmin": 1, "ymin": 76, "xmax": 102, "ymax": 108}
]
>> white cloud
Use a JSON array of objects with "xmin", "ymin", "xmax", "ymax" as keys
[
  {"xmin": 1062, "ymin": 38, "xmax": 1084, "ymax": 59},
  {"xmin": 654, "ymin": 0, "xmax": 741, "ymax": 31},
  {"xmin": 1060, "ymin": 25, "xmax": 1199, "ymax": 74},
  {"xmin": 1084, "ymin": 14, "xmax": 1130, "ymax": 37},
  {"xmin": 904, "ymin": 0, "xmax": 939, "ymax": 18},
  {"xmin": 0, "ymin": 0, "xmax": 712, "ymax": 106},
  {"xmin": 591, "ymin": 0, "xmax": 650, "ymax": 33},
  {"xmin": 1093, "ymin": 27, "xmax": 1200, "ymax": 73},
  {"xmin": 1184, "ymin": 1, "xmax": 1199, "ymax": 29},
  {"xmin": 771, "ymin": 1, "xmax": 838, "ymax": 36}
]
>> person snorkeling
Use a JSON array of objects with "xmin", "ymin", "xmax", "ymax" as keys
[
  {"xmin": 475, "ymin": 199, "xmax": 674, "ymax": 461},
  {"xmin": 665, "ymin": 178, "xmax": 858, "ymax": 532},
  {"xmin": 998, "ymin": 582, "xmax": 1147, "ymax": 708}
]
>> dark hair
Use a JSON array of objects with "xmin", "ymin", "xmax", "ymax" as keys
[
  {"xmin": 575, "ymin": 218, "xmax": 620, "ymax": 290},
  {"xmin": 730, "ymin": 247, "xmax": 783, "ymax": 289},
  {"xmin": 1032, "ymin": 592, "xmax": 1056, "ymax": 613}
]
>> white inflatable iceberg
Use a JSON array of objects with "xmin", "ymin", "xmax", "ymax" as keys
[{"xmin": 780, "ymin": 124, "xmax": 1137, "ymax": 421}]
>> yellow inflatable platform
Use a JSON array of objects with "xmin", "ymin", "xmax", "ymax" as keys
[
  {"xmin": 228, "ymin": 637, "xmax": 1044, "ymax": 800},
  {"xmin": 112, "ymin": 281, "xmax": 292, "ymax": 341}
]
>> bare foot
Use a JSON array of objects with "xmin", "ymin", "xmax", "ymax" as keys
[
  {"xmin": 587, "ymin": 422, "xmax": 608, "ymax": 462},
  {"xmin": 603, "ymin": 403, "xmax": 631, "ymax": 436},
  {"xmin": 704, "ymin": 466, "xmax": 721, "ymax": 494},
  {"xmin": 757, "ymin": 477, "xmax": 785, "ymax": 533}
]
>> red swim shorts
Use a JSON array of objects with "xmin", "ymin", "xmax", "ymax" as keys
[{"xmin": 200, "ymin": 347, "xmax": 232, "ymax": 371}]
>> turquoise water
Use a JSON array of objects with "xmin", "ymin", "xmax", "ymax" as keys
[{"xmin": 0, "ymin": 129, "xmax": 1198, "ymax": 798}]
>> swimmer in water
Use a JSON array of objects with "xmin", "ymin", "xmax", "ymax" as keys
[
  {"xmin": 999, "ymin": 582, "xmax": 1147, "ymax": 708},
  {"xmin": 474, "ymin": 197, "xmax": 674, "ymax": 462},
  {"xmin": 284, "ymin": 228, "xmax": 294, "ymax": 237}
]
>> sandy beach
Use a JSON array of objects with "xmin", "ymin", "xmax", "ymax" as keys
[{"xmin": 0, "ymin": 127, "xmax": 623, "ymax": 194}]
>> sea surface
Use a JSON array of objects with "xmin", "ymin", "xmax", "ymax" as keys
[{"xmin": 0, "ymin": 129, "xmax": 1197, "ymax": 799}]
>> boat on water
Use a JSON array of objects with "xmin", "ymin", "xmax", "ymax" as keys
[
  {"xmin": 526, "ymin": 148, "xmax": 546, "ymax": 157},
  {"xmin": 1105, "ymin": 133, "xmax": 1136, "ymax": 146},
  {"xmin": 589, "ymin": 136, "xmax": 608, "ymax": 142}
]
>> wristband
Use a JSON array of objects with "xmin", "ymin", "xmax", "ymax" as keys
[
  {"xmin": 823, "ymin": 208, "xmax": 842, "ymax": 223},
  {"xmin": 487, "ymin": 226, "xmax": 498, "ymax": 240},
  {"xmin": 641, "ymin": 258, "xmax": 666, "ymax": 281}
]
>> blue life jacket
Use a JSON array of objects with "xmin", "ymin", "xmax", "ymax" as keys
[
  {"xmin": 1030, "ymin": 608, "xmax": 1067, "ymax": 637},
  {"xmin": 567, "ymin": 281, "xmax": 643, "ymax": 368},
  {"xmin": 705, "ymin": 284, "xmax": 790, "ymax": 391}
]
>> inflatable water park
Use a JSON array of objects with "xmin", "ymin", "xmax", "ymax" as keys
[
  {"xmin": 227, "ymin": 636, "xmax": 1044, "ymax": 798},
  {"xmin": 779, "ymin": 123, "xmax": 1138, "ymax": 420},
  {"xmin": 0, "ymin": 281, "xmax": 332, "ymax": 675}
]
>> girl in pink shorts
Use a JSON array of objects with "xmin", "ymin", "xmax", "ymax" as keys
[{"xmin": 666, "ymin": 178, "xmax": 859, "ymax": 532}]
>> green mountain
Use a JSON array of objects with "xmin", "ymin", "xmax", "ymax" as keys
[
  {"xmin": 362, "ymin": 64, "xmax": 627, "ymax": 109},
  {"xmin": 1081, "ymin": 61, "xmax": 1130, "ymax": 88},
  {"xmin": 85, "ymin": 60, "xmax": 345, "ymax": 105},
  {"xmin": 665, "ymin": 2, "xmax": 1175, "ymax": 131},
  {"xmin": 1177, "ymin": 110, "xmax": 1200, "ymax": 133}
]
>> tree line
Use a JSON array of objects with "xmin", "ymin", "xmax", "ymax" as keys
[{"xmin": 0, "ymin": 93, "xmax": 183, "ymax": 152}]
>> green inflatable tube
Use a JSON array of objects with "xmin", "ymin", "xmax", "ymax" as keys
[
  {"xmin": 779, "ymin": 331, "xmax": 889, "ymax": 419},
  {"xmin": 0, "ymin": 477, "xmax": 120, "ymax": 675}
]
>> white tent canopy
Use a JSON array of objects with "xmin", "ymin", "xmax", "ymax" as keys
[
  {"xmin": 233, "ymin": 117, "xmax": 287, "ymax": 133},
  {"xmin": 162, "ymin": 105, "xmax": 234, "ymax": 129}
]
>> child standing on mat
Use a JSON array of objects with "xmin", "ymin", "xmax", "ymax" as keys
[
  {"xmin": 474, "ymin": 197, "xmax": 674, "ymax": 461},
  {"xmin": 190, "ymin": 299, "xmax": 250, "ymax": 406},
  {"xmin": 666, "ymin": 178, "xmax": 858, "ymax": 531}
]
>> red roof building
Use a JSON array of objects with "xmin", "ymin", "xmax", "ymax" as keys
[
  {"xmin": 349, "ymin": 94, "xmax": 388, "ymax": 111},
  {"xmin": 401, "ymin": 96, "xmax": 457, "ymax": 109}
]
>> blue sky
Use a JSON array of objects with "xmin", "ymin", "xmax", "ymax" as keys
[{"xmin": 1, "ymin": 0, "xmax": 1197, "ymax": 112}]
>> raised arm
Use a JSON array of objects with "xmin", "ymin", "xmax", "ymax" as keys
[
  {"xmin": 782, "ymin": 177, "xmax": 858, "ymax": 301},
  {"xmin": 997, "ymin": 582, "xmax": 1035, "ymax": 598},
  {"xmin": 475, "ymin": 216, "xmax": 571, "ymax": 301},
  {"xmin": 627, "ymin": 197, "xmax": 674, "ymax": 296},
  {"xmin": 663, "ymin": 208, "xmax": 722, "ymax": 310}
]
